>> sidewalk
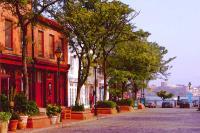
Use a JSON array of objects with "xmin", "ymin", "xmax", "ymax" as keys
[
  {"xmin": 13, "ymin": 115, "xmax": 114, "ymax": 133},
  {"xmin": 13, "ymin": 111, "xmax": 140, "ymax": 133}
]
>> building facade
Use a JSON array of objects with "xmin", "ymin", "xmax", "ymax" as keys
[
  {"xmin": 67, "ymin": 51, "xmax": 106, "ymax": 108},
  {"xmin": 0, "ymin": 7, "xmax": 70, "ymax": 107},
  {"xmin": 67, "ymin": 52, "xmax": 90, "ymax": 108}
]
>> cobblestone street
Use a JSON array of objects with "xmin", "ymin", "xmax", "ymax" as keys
[{"xmin": 38, "ymin": 108, "xmax": 200, "ymax": 133}]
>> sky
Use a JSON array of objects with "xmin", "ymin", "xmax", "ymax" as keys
[{"xmin": 121, "ymin": 0, "xmax": 200, "ymax": 86}]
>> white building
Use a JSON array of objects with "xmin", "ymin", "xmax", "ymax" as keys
[
  {"xmin": 67, "ymin": 49, "xmax": 106, "ymax": 108},
  {"xmin": 68, "ymin": 51, "xmax": 90, "ymax": 108}
]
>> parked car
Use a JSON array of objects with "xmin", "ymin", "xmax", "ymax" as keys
[
  {"xmin": 180, "ymin": 99, "xmax": 190, "ymax": 108},
  {"xmin": 147, "ymin": 102, "xmax": 156, "ymax": 108},
  {"xmin": 162, "ymin": 101, "xmax": 173, "ymax": 108},
  {"xmin": 192, "ymin": 100, "xmax": 199, "ymax": 107}
]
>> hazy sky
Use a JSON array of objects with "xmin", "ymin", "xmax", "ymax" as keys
[{"xmin": 121, "ymin": 0, "xmax": 200, "ymax": 86}]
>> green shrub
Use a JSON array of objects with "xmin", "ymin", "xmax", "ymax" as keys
[
  {"xmin": 14, "ymin": 93, "xmax": 39, "ymax": 116},
  {"xmin": 0, "ymin": 112, "xmax": 11, "ymax": 122},
  {"xmin": 117, "ymin": 99, "xmax": 134, "ymax": 106},
  {"xmin": 14, "ymin": 93, "xmax": 28, "ymax": 115},
  {"xmin": 96, "ymin": 101, "xmax": 116, "ymax": 108},
  {"xmin": 71, "ymin": 103, "xmax": 85, "ymax": 112},
  {"xmin": 0, "ymin": 94, "xmax": 9, "ymax": 112},
  {"xmin": 10, "ymin": 112, "xmax": 20, "ymax": 120},
  {"xmin": 26, "ymin": 101, "xmax": 39, "ymax": 116},
  {"xmin": 46, "ymin": 104, "xmax": 58, "ymax": 117},
  {"xmin": 56, "ymin": 105, "xmax": 62, "ymax": 113}
]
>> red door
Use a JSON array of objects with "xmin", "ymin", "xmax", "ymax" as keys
[
  {"xmin": 46, "ymin": 73, "xmax": 55, "ymax": 105},
  {"xmin": 35, "ymin": 71, "xmax": 43, "ymax": 107}
]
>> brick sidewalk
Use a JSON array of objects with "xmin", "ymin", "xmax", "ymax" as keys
[
  {"xmin": 12, "ymin": 114, "xmax": 117, "ymax": 133},
  {"xmin": 10, "ymin": 109, "xmax": 142, "ymax": 133},
  {"xmin": 12, "ymin": 119, "xmax": 94, "ymax": 133}
]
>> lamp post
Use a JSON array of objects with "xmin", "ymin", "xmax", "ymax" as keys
[
  {"xmin": 188, "ymin": 82, "xmax": 192, "ymax": 90},
  {"xmin": 94, "ymin": 59, "xmax": 97, "ymax": 116},
  {"xmin": 55, "ymin": 46, "xmax": 63, "ymax": 105}
]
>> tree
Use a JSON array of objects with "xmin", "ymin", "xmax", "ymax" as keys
[
  {"xmin": 52, "ymin": 0, "xmax": 104, "ymax": 104},
  {"xmin": 107, "ymin": 30, "xmax": 175, "ymax": 100},
  {"xmin": 156, "ymin": 90, "xmax": 174, "ymax": 101},
  {"xmin": 0, "ymin": 0, "xmax": 60, "ymax": 97},
  {"xmin": 52, "ymin": 0, "xmax": 137, "ymax": 104},
  {"xmin": 108, "ymin": 69, "xmax": 134, "ymax": 101},
  {"xmin": 96, "ymin": 1, "xmax": 137, "ymax": 101}
]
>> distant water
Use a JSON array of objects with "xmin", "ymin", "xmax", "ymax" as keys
[
  {"xmin": 146, "ymin": 96, "xmax": 199, "ymax": 101},
  {"xmin": 145, "ymin": 96, "xmax": 200, "ymax": 106}
]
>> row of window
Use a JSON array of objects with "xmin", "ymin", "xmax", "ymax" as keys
[{"xmin": 4, "ymin": 20, "xmax": 64, "ymax": 59}]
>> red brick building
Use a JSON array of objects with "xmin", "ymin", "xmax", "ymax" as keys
[{"xmin": 0, "ymin": 8, "xmax": 70, "ymax": 107}]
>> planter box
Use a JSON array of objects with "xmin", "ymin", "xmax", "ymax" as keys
[
  {"xmin": 138, "ymin": 103, "xmax": 145, "ymax": 109},
  {"xmin": 0, "ymin": 121, "xmax": 8, "ymax": 133},
  {"xmin": 61, "ymin": 107, "xmax": 71, "ymax": 119},
  {"xmin": 119, "ymin": 106, "xmax": 133, "ymax": 112},
  {"xmin": 97, "ymin": 108, "xmax": 117, "ymax": 114},
  {"xmin": 27, "ymin": 115, "xmax": 51, "ymax": 128},
  {"xmin": 71, "ymin": 111, "xmax": 94, "ymax": 120}
]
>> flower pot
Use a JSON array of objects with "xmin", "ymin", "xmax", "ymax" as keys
[
  {"xmin": 50, "ymin": 116, "xmax": 57, "ymax": 125},
  {"xmin": 19, "ymin": 115, "xmax": 28, "ymax": 129},
  {"xmin": 8, "ymin": 120, "xmax": 18, "ymax": 131},
  {"xmin": 17, "ymin": 121, "xmax": 24, "ymax": 129},
  {"xmin": 57, "ymin": 114, "xmax": 61, "ymax": 123},
  {"xmin": 0, "ymin": 121, "xmax": 9, "ymax": 133}
]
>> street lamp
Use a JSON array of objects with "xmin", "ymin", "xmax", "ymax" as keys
[
  {"xmin": 55, "ymin": 46, "xmax": 63, "ymax": 105},
  {"xmin": 188, "ymin": 82, "xmax": 192, "ymax": 90},
  {"xmin": 93, "ymin": 58, "xmax": 97, "ymax": 116}
]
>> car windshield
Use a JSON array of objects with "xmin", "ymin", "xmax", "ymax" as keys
[
  {"xmin": 181, "ymin": 99, "xmax": 188, "ymax": 102},
  {"xmin": 163, "ymin": 101, "xmax": 170, "ymax": 103}
]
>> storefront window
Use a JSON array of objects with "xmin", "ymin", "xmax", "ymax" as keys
[
  {"xmin": 5, "ymin": 20, "xmax": 13, "ymax": 49},
  {"xmin": 38, "ymin": 31, "xmax": 44, "ymax": 57},
  {"xmin": 49, "ymin": 34, "xmax": 54, "ymax": 58}
]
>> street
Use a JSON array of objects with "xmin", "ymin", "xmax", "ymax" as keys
[{"xmin": 38, "ymin": 108, "xmax": 200, "ymax": 133}]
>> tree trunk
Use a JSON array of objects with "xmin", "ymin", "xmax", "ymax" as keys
[
  {"xmin": 134, "ymin": 89, "xmax": 138, "ymax": 101},
  {"xmin": 21, "ymin": 27, "xmax": 29, "ymax": 98},
  {"xmin": 121, "ymin": 89, "xmax": 124, "ymax": 99},
  {"xmin": 75, "ymin": 84, "xmax": 81, "ymax": 105},
  {"xmin": 121, "ymin": 82, "xmax": 125, "ymax": 99},
  {"xmin": 75, "ymin": 58, "xmax": 83, "ymax": 105},
  {"xmin": 103, "ymin": 58, "xmax": 107, "ymax": 101}
]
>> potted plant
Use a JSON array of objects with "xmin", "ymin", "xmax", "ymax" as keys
[
  {"xmin": 14, "ymin": 93, "xmax": 29, "ymax": 129},
  {"xmin": 0, "ymin": 112, "xmax": 11, "ymax": 133},
  {"xmin": 46, "ymin": 104, "xmax": 58, "ymax": 125},
  {"xmin": 96, "ymin": 101, "xmax": 117, "ymax": 114},
  {"xmin": 26, "ymin": 101, "xmax": 39, "ymax": 116},
  {"xmin": 56, "ymin": 105, "xmax": 62, "ymax": 123},
  {"xmin": 117, "ymin": 99, "xmax": 134, "ymax": 112},
  {"xmin": 8, "ymin": 112, "xmax": 19, "ymax": 131}
]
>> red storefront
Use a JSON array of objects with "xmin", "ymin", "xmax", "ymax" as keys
[
  {"xmin": 0, "ymin": 12, "xmax": 70, "ymax": 107},
  {"xmin": 0, "ymin": 52, "xmax": 70, "ymax": 108}
]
